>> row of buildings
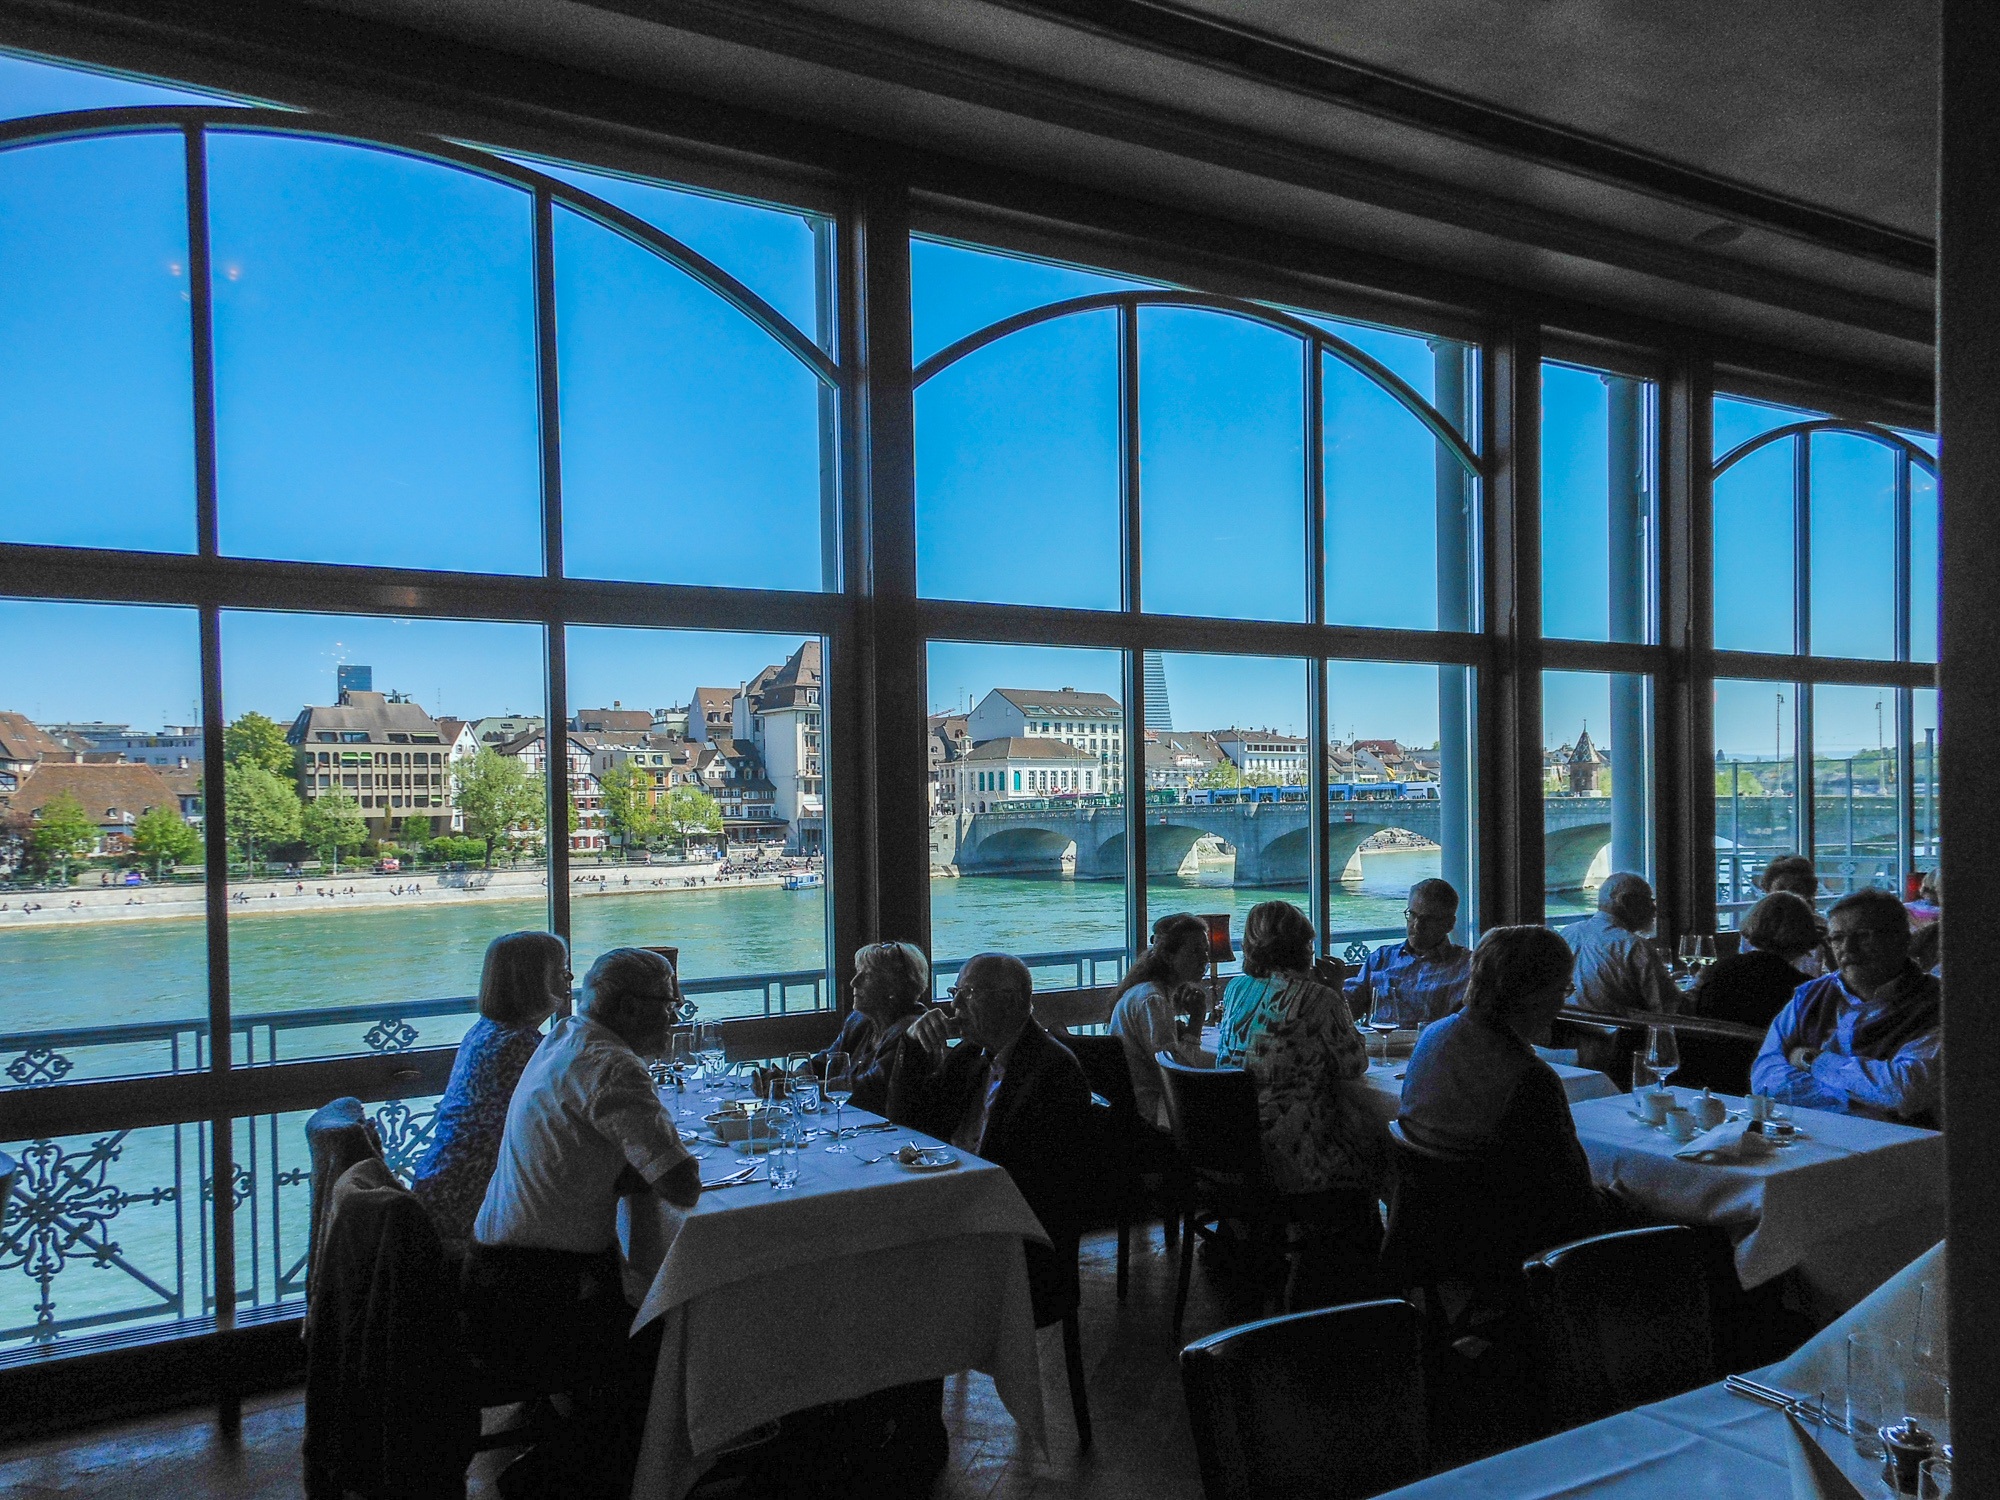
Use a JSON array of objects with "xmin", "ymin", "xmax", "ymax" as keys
[
  {"xmin": 927, "ymin": 689, "xmax": 1445, "ymax": 816},
  {"xmin": 0, "ymin": 642, "xmax": 827, "ymax": 865}
]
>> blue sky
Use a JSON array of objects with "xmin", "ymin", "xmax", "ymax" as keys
[{"xmin": 0, "ymin": 47, "xmax": 1933, "ymax": 761}]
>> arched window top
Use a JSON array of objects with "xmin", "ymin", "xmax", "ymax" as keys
[
  {"xmin": 0, "ymin": 104, "xmax": 839, "ymax": 386},
  {"xmin": 913, "ymin": 288, "xmax": 1484, "ymax": 480},
  {"xmin": 1713, "ymin": 417, "xmax": 1937, "ymax": 480}
]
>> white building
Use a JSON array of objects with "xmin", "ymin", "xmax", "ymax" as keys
[
  {"xmin": 1215, "ymin": 729, "xmax": 1308, "ymax": 782},
  {"xmin": 732, "ymin": 642, "xmax": 824, "ymax": 854},
  {"xmin": 956, "ymin": 737, "xmax": 1100, "ymax": 813},
  {"xmin": 966, "ymin": 687, "xmax": 1124, "ymax": 793},
  {"xmin": 499, "ymin": 729, "xmax": 607, "ymax": 853},
  {"xmin": 71, "ymin": 725, "xmax": 205, "ymax": 767}
]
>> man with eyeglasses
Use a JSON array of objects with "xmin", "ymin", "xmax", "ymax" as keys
[
  {"xmin": 889, "ymin": 953, "xmax": 1092, "ymax": 1318},
  {"xmin": 1344, "ymin": 878, "xmax": 1473, "ymax": 1027},
  {"xmin": 1750, "ymin": 887, "xmax": 1942, "ymax": 1124}
]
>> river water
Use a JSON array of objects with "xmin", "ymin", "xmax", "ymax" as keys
[{"xmin": 1, "ymin": 853, "xmax": 1447, "ymax": 1045}]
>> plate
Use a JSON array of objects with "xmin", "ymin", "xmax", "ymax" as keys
[{"xmin": 895, "ymin": 1149, "xmax": 960, "ymax": 1172}]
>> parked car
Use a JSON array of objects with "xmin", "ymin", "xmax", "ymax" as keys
[{"xmin": 373, "ymin": 857, "xmax": 402, "ymax": 874}]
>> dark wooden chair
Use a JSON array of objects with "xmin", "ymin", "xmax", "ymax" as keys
[
  {"xmin": 1155, "ymin": 1054, "xmax": 1296, "ymax": 1340},
  {"xmin": 1379, "ymin": 1121, "xmax": 1536, "ymax": 1349},
  {"xmin": 1522, "ymin": 1224, "xmax": 1717, "ymax": 1433},
  {"xmin": 1069, "ymin": 1032, "xmax": 1183, "ymax": 1301},
  {"xmin": 1550, "ymin": 1016, "xmax": 1641, "ymax": 1090},
  {"xmin": 1180, "ymin": 1298, "xmax": 1429, "ymax": 1500}
]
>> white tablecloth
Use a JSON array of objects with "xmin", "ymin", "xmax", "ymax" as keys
[
  {"xmin": 1378, "ymin": 1240, "xmax": 1944, "ymax": 1498},
  {"xmin": 1354, "ymin": 1057, "xmax": 1619, "ymax": 1124},
  {"xmin": 1571, "ymin": 1093, "xmax": 1945, "ymax": 1304},
  {"xmin": 622, "ymin": 1108, "xmax": 1051, "ymax": 1499}
]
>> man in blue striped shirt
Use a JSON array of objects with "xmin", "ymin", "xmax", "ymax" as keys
[{"xmin": 1345, "ymin": 878, "xmax": 1473, "ymax": 1027}]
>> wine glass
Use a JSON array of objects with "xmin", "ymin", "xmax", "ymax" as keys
[
  {"xmin": 1676, "ymin": 934, "xmax": 1700, "ymax": 978},
  {"xmin": 823, "ymin": 1050, "xmax": 854, "ymax": 1152},
  {"xmin": 669, "ymin": 1031, "xmax": 700, "ymax": 1115},
  {"xmin": 696, "ymin": 1021, "xmax": 725, "ymax": 1091},
  {"xmin": 1367, "ymin": 988, "xmax": 1400, "ymax": 1065},
  {"xmin": 1690, "ymin": 935, "xmax": 1716, "ymax": 973},
  {"xmin": 1645, "ymin": 1025, "xmax": 1680, "ymax": 1090}
]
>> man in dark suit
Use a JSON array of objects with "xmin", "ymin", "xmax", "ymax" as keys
[{"xmin": 888, "ymin": 951, "xmax": 1092, "ymax": 1313}]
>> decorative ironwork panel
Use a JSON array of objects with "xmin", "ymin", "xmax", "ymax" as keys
[{"xmin": 4, "ymin": 1047, "xmax": 74, "ymax": 1088}]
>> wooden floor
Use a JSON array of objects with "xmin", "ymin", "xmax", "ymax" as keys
[{"xmin": 0, "ymin": 1222, "xmax": 1282, "ymax": 1500}]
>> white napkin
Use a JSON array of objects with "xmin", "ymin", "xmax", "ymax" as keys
[
  {"xmin": 1784, "ymin": 1411, "xmax": 1866, "ymax": 1500},
  {"xmin": 1674, "ymin": 1118, "xmax": 1777, "ymax": 1162}
]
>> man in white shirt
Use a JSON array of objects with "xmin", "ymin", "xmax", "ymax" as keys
[
  {"xmin": 1562, "ymin": 872, "xmax": 1679, "ymax": 1016},
  {"xmin": 465, "ymin": 946, "xmax": 698, "ymax": 1500}
]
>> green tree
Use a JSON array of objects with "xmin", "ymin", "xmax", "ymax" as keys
[
  {"xmin": 300, "ymin": 788, "xmax": 368, "ymax": 874},
  {"xmin": 131, "ymin": 803, "xmax": 201, "ymax": 879},
  {"xmin": 224, "ymin": 711, "xmax": 297, "ymax": 779},
  {"xmin": 452, "ymin": 748, "xmax": 543, "ymax": 867},
  {"xmin": 598, "ymin": 764, "xmax": 660, "ymax": 854},
  {"xmin": 1194, "ymin": 760, "xmax": 1246, "ymax": 789},
  {"xmin": 31, "ymin": 791, "xmax": 97, "ymax": 885},
  {"xmin": 656, "ymin": 784, "xmax": 723, "ymax": 853},
  {"xmin": 224, "ymin": 761, "xmax": 303, "ymax": 865},
  {"xmin": 398, "ymin": 814, "xmax": 434, "ymax": 850}
]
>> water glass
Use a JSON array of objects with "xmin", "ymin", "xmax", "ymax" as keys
[
  {"xmin": 1631, "ymin": 1056, "xmax": 1657, "ymax": 1096},
  {"xmin": 823, "ymin": 1051, "xmax": 854, "ymax": 1153},
  {"xmin": 768, "ymin": 1118, "xmax": 801, "ymax": 1190},
  {"xmin": 738, "ymin": 1109, "xmax": 773, "ymax": 1163},
  {"xmin": 1846, "ymin": 1332, "xmax": 1904, "ymax": 1459},
  {"xmin": 791, "ymin": 1077, "xmax": 821, "ymax": 1115},
  {"xmin": 1918, "ymin": 1456, "xmax": 1953, "ymax": 1498}
]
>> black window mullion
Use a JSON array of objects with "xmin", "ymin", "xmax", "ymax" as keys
[
  {"xmin": 1119, "ymin": 303, "xmax": 1148, "ymax": 966},
  {"xmin": 1894, "ymin": 450, "xmax": 1916, "ymax": 889},
  {"xmin": 534, "ymin": 186, "xmax": 573, "ymax": 956},
  {"xmin": 1305, "ymin": 347, "xmax": 1330, "ymax": 953}
]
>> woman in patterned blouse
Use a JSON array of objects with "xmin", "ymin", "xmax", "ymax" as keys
[
  {"xmin": 1217, "ymin": 901, "xmax": 1385, "ymax": 1300},
  {"xmin": 411, "ymin": 930, "xmax": 567, "ymax": 1243}
]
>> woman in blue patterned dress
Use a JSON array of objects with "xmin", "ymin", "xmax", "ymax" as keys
[
  {"xmin": 411, "ymin": 930, "xmax": 567, "ymax": 1242},
  {"xmin": 1216, "ymin": 901, "xmax": 1384, "ymax": 1301}
]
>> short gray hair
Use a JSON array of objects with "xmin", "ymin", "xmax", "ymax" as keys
[
  {"xmin": 855, "ymin": 940, "xmax": 930, "ymax": 1005},
  {"xmin": 1408, "ymin": 878, "xmax": 1460, "ymax": 911},
  {"xmin": 1598, "ymin": 872, "xmax": 1653, "ymax": 912},
  {"xmin": 578, "ymin": 947, "xmax": 677, "ymax": 1037}
]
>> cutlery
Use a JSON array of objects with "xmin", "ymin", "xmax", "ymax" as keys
[
  {"xmin": 1724, "ymin": 1374, "xmax": 1849, "ymax": 1434},
  {"xmin": 700, "ymin": 1164, "xmax": 760, "ymax": 1190}
]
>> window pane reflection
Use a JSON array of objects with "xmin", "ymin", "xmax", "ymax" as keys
[
  {"xmin": 0, "ymin": 600, "xmax": 206, "ymax": 1083},
  {"xmin": 1141, "ymin": 653, "xmax": 1309, "ymax": 960},
  {"xmin": 0, "ymin": 135, "xmax": 195, "ymax": 552},
  {"xmin": 1326, "ymin": 660, "xmax": 1474, "ymax": 952},
  {"xmin": 219, "ymin": 611, "xmax": 549, "ymax": 1063},
  {"xmin": 928, "ymin": 642, "xmax": 1128, "ymax": 991},
  {"xmin": 1811, "ymin": 684, "xmax": 1899, "ymax": 898},
  {"xmin": 1713, "ymin": 678, "xmax": 1799, "ymax": 925},
  {"xmin": 1139, "ymin": 310, "xmax": 1305, "ymax": 621},
  {"xmin": 208, "ymin": 135, "xmax": 543, "ymax": 573},
  {"xmin": 1543, "ymin": 670, "xmax": 1652, "ymax": 921},
  {"xmin": 564, "ymin": 626, "xmax": 828, "ymax": 1018}
]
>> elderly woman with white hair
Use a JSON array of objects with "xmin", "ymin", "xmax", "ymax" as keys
[{"xmin": 813, "ymin": 940, "xmax": 932, "ymax": 1115}]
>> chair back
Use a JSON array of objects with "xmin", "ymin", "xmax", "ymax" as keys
[
  {"xmin": 1670, "ymin": 1030, "xmax": 1759, "ymax": 1095},
  {"xmin": 305, "ymin": 1098, "xmax": 384, "ymax": 1312},
  {"xmin": 1155, "ymin": 1054, "xmax": 1262, "ymax": 1184},
  {"xmin": 1379, "ymin": 1121, "xmax": 1532, "ymax": 1289},
  {"xmin": 1523, "ymin": 1224, "xmax": 1716, "ymax": 1432},
  {"xmin": 1068, "ymin": 1034, "xmax": 1139, "ymax": 1126},
  {"xmin": 1033, "ymin": 984, "xmax": 1120, "ymax": 1036},
  {"xmin": 1180, "ymin": 1298, "xmax": 1428, "ymax": 1500}
]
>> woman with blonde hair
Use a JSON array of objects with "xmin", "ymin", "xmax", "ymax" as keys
[
  {"xmin": 411, "ymin": 929, "xmax": 567, "ymax": 1242},
  {"xmin": 814, "ymin": 940, "xmax": 932, "ymax": 1115}
]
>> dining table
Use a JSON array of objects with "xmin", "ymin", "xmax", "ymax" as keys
[
  {"xmin": 620, "ymin": 1097, "xmax": 1052, "ymax": 1500},
  {"xmin": 1377, "ymin": 1238, "xmax": 1946, "ymax": 1498},
  {"xmin": 1569, "ymin": 1092, "xmax": 1945, "ymax": 1317}
]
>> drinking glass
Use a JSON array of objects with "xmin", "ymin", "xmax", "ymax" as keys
[
  {"xmin": 1676, "ymin": 934, "xmax": 1700, "ymax": 976},
  {"xmin": 1645, "ymin": 1025, "xmax": 1681, "ymax": 1088},
  {"xmin": 669, "ymin": 1031, "xmax": 697, "ymax": 1115},
  {"xmin": 696, "ymin": 1022, "xmax": 725, "ymax": 1090},
  {"xmin": 823, "ymin": 1051, "xmax": 854, "ymax": 1152},
  {"xmin": 1631, "ymin": 1055, "xmax": 1657, "ymax": 1097},
  {"xmin": 791, "ymin": 1076, "xmax": 821, "ymax": 1115},
  {"xmin": 1692, "ymin": 935, "xmax": 1716, "ymax": 972},
  {"xmin": 737, "ymin": 1109, "xmax": 772, "ymax": 1163},
  {"xmin": 1368, "ymin": 991, "xmax": 1400, "ymax": 1064},
  {"xmin": 1766, "ymin": 1097, "xmax": 1797, "ymax": 1145},
  {"xmin": 768, "ymin": 1113, "xmax": 801, "ymax": 1190},
  {"xmin": 1915, "ymin": 1277, "xmax": 1948, "ymax": 1376},
  {"xmin": 1918, "ymin": 1457, "xmax": 1953, "ymax": 1498},
  {"xmin": 1846, "ymin": 1332, "xmax": 1905, "ymax": 1459}
]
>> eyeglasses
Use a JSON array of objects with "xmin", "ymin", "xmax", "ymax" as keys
[
  {"xmin": 1563, "ymin": 980, "xmax": 1578, "ymax": 998},
  {"xmin": 945, "ymin": 984, "xmax": 980, "ymax": 1003}
]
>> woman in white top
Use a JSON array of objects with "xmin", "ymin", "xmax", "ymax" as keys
[{"xmin": 1109, "ymin": 912, "xmax": 1214, "ymax": 1131}]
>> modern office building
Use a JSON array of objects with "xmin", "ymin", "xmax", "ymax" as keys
[{"xmin": 288, "ymin": 689, "xmax": 451, "ymax": 834}]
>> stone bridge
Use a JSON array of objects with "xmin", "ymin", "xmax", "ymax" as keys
[{"xmin": 956, "ymin": 797, "xmax": 1613, "ymax": 890}]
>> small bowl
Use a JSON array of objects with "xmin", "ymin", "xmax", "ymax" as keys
[{"xmin": 704, "ymin": 1109, "xmax": 756, "ymax": 1141}]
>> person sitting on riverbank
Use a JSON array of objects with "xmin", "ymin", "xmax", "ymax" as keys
[
  {"xmin": 812, "ymin": 940, "xmax": 931, "ymax": 1115},
  {"xmin": 1691, "ymin": 891, "xmax": 1816, "ymax": 1029},
  {"xmin": 1109, "ymin": 913, "xmax": 1213, "ymax": 1132},
  {"xmin": 1344, "ymin": 878, "xmax": 1472, "ymax": 1027},
  {"xmin": 1751, "ymin": 888, "xmax": 1942, "ymax": 1125},
  {"xmin": 411, "ymin": 931, "xmax": 568, "ymax": 1244},
  {"xmin": 1562, "ymin": 872, "xmax": 1678, "ymax": 1015}
]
